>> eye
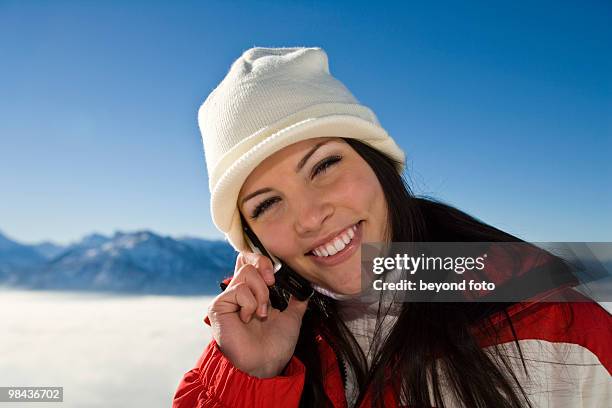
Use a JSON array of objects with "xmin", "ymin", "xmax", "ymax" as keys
[
  {"xmin": 311, "ymin": 155, "xmax": 342, "ymax": 179},
  {"xmin": 250, "ymin": 196, "xmax": 281, "ymax": 219}
]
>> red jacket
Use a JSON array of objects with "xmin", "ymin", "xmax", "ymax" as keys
[
  {"xmin": 172, "ymin": 281, "xmax": 611, "ymax": 407},
  {"xmin": 172, "ymin": 288, "xmax": 612, "ymax": 408}
]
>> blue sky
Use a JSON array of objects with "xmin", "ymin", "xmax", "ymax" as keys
[{"xmin": 0, "ymin": 0, "xmax": 610, "ymax": 245}]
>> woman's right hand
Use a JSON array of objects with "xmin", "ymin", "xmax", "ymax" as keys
[{"xmin": 206, "ymin": 252, "xmax": 310, "ymax": 378}]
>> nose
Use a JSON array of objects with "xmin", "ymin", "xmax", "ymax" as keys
[{"xmin": 294, "ymin": 192, "xmax": 333, "ymax": 236}]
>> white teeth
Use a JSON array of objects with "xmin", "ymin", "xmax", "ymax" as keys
[
  {"xmin": 326, "ymin": 244, "xmax": 338, "ymax": 256},
  {"xmin": 311, "ymin": 223, "xmax": 358, "ymax": 257},
  {"xmin": 333, "ymin": 238, "xmax": 345, "ymax": 251}
]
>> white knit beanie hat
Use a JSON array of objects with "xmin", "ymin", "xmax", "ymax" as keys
[{"xmin": 199, "ymin": 46, "xmax": 405, "ymax": 252}]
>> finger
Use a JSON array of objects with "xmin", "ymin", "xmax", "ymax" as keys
[
  {"xmin": 235, "ymin": 252, "xmax": 247, "ymax": 270},
  {"xmin": 229, "ymin": 264, "xmax": 270, "ymax": 317},
  {"xmin": 232, "ymin": 282, "xmax": 259, "ymax": 323},
  {"xmin": 235, "ymin": 283, "xmax": 259, "ymax": 323},
  {"xmin": 210, "ymin": 282, "xmax": 258, "ymax": 323},
  {"xmin": 236, "ymin": 252, "xmax": 275, "ymax": 286}
]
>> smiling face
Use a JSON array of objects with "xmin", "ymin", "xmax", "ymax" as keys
[{"xmin": 238, "ymin": 137, "xmax": 389, "ymax": 295}]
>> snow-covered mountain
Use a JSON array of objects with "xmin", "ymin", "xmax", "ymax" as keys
[
  {"xmin": 0, "ymin": 231, "xmax": 47, "ymax": 284},
  {"xmin": 0, "ymin": 230, "xmax": 236, "ymax": 294},
  {"xmin": 31, "ymin": 241, "xmax": 66, "ymax": 260}
]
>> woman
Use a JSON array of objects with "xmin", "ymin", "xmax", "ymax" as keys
[{"xmin": 173, "ymin": 47, "xmax": 611, "ymax": 407}]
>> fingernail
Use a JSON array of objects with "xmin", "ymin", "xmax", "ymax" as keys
[{"xmin": 258, "ymin": 303, "xmax": 268, "ymax": 317}]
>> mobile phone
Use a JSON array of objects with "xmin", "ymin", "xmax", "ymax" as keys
[{"xmin": 239, "ymin": 212, "xmax": 314, "ymax": 311}]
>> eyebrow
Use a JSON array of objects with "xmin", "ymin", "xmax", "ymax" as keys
[
  {"xmin": 295, "ymin": 140, "xmax": 329, "ymax": 173},
  {"xmin": 240, "ymin": 141, "xmax": 330, "ymax": 206}
]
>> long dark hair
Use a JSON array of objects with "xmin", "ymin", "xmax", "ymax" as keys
[{"xmin": 293, "ymin": 137, "xmax": 572, "ymax": 407}]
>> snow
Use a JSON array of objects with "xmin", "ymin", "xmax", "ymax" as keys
[{"xmin": 0, "ymin": 288, "xmax": 214, "ymax": 408}]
